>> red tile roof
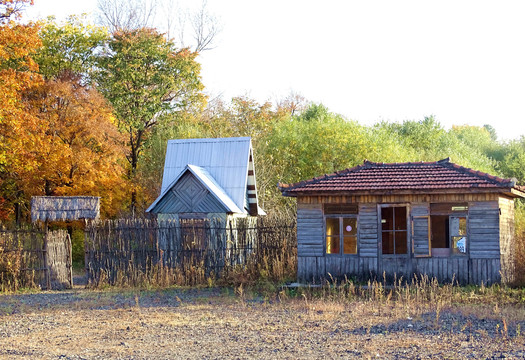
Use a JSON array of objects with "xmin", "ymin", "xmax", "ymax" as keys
[{"xmin": 279, "ymin": 158, "xmax": 523, "ymax": 196}]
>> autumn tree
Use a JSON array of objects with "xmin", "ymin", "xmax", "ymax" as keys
[
  {"xmin": 0, "ymin": 0, "xmax": 42, "ymax": 221},
  {"xmin": 96, "ymin": 27, "xmax": 205, "ymax": 213},
  {"xmin": 19, "ymin": 72, "xmax": 127, "ymax": 217}
]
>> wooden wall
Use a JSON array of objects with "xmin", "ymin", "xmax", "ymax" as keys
[
  {"xmin": 297, "ymin": 193, "xmax": 500, "ymax": 205},
  {"xmin": 296, "ymin": 194, "xmax": 514, "ymax": 285}
]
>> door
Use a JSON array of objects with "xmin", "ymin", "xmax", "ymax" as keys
[{"xmin": 378, "ymin": 205, "xmax": 411, "ymax": 280}]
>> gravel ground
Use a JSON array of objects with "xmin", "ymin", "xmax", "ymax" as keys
[{"xmin": 1, "ymin": 286, "xmax": 525, "ymax": 359}]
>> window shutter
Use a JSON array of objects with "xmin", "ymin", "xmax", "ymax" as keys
[{"xmin": 412, "ymin": 215, "xmax": 431, "ymax": 257}]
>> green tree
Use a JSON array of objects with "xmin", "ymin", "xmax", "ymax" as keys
[
  {"xmin": 96, "ymin": 28, "xmax": 205, "ymax": 213},
  {"xmin": 498, "ymin": 137, "xmax": 525, "ymax": 184},
  {"xmin": 35, "ymin": 15, "xmax": 108, "ymax": 80}
]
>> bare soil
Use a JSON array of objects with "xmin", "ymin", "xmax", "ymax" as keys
[{"xmin": 1, "ymin": 286, "xmax": 525, "ymax": 359}]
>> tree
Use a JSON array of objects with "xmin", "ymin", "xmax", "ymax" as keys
[
  {"xmin": 96, "ymin": 27, "xmax": 205, "ymax": 213},
  {"xmin": 0, "ymin": 0, "xmax": 42, "ymax": 221},
  {"xmin": 35, "ymin": 15, "xmax": 108, "ymax": 81},
  {"xmin": 96, "ymin": 0, "xmax": 157, "ymax": 34},
  {"xmin": 19, "ymin": 73, "xmax": 127, "ymax": 217},
  {"xmin": 96, "ymin": 0, "xmax": 220, "ymax": 52}
]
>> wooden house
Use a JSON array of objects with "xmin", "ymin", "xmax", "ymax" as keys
[
  {"xmin": 146, "ymin": 137, "xmax": 264, "ymax": 252},
  {"xmin": 279, "ymin": 158, "xmax": 525, "ymax": 284}
]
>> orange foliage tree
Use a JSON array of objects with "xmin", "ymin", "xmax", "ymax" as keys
[
  {"xmin": 0, "ymin": 2, "xmax": 128, "ymax": 220},
  {"xmin": 19, "ymin": 72, "xmax": 128, "ymax": 217},
  {"xmin": 0, "ymin": 0, "xmax": 42, "ymax": 220}
]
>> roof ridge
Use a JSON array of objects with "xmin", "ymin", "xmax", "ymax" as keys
[{"xmin": 168, "ymin": 137, "xmax": 251, "ymax": 144}]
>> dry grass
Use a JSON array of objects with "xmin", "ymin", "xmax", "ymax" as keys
[{"xmin": 1, "ymin": 283, "xmax": 525, "ymax": 359}]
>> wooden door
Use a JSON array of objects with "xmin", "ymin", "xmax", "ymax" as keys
[{"xmin": 378, "ymin": 205, "xmax": 411, "ymax": 281}]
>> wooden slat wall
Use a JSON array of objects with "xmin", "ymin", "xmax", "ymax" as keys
[
  {"xmin": 413, "ymin": 257, "xmax": 469, "ymax": 284},
  {"xmin": 358, "ymin": 204, "xmax": 378, "ymax": 257},
  {"xmin": 298, "ymin": 193, "xmax": 500, "ymax": 205},
  {"xmin": 295, "ymin": 195, "xmax": 509, "ymax": 284},
  {"xmin": 468, "ymin": 202, "xmax": 500, "ymax": 259},
  {"xmin": 412, "ymin": 203, "xmax": 430, "ymax": 257},
  {"xmin": 296, "ymin": 204, "xmax": 324, "ymax": 280},
  {"xmin": 298, "ymin": 256, "xmax": 376, "ymax": 282},
  {"xmin": 499, "ymin": 196, "xmax": 515, "ymax": 283}
]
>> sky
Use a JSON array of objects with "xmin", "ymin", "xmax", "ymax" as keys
[{"xmin": 26, "ymin": 0, "xmax": 525, "ymax": 141}]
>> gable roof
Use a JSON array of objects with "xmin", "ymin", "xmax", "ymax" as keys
[
  {"xmin": 279, "ymin": 158, "xmax": 525, "ymax": 198},
  {"xmin": 147, "ymin": 165, "xmax": 243, "ymax": 214},
  {"xmin": 147, "ymin": 137, "xmax": 263, "ymax": 215}
]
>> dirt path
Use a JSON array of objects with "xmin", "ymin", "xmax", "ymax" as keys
[{"xmin": 1, "ymin": 287, "xmax": 525, "ymax": 359}]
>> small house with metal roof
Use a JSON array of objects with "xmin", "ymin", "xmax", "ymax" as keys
[
  {"xmin": 279, "ymin": 158, "xmax": 525, "ymax": 285},
  {"xmin": 147, "ymin": 137, "xmax": 264, "ymax": 223}
]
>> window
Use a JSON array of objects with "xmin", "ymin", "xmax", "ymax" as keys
[
  {"xmin": 429, "ymin": 203, "xmax": 468, "ymax": 256},
  {"xmin": 325, "ymin": 216, "xmax": 358, "ymax": 255},
  {"xmin": 450, "ymin": 216, "xmax": 467, "ymax": 255},
  {"xmin": 381, "ymin": 206, "xmax": 407, "ymax": 255}
]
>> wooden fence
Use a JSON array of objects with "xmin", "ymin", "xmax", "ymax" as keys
[
  {"xmin": 84, "ymin": 218, "xmax": 297, "ymax": 286},
  {"xmin": 0, "ymin": 228, "xmax": 72, "ymax": 291}
]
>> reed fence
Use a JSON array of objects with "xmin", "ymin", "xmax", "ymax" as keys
[
  {"xmin": 0, "ymin": 227, "xmax": 72, "ymax": 291},
  {"xmin": 84, "ymin": 217, "xmax": 297, "ymax": 287}
]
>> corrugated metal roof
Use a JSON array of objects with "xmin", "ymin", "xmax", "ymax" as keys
[{"xmin": 150, "ymin": 137, "xmax": 254, "ymax": 214}]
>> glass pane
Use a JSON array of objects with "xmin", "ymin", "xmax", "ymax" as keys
[
  {"xmin": 458, "ymin": 217, "xmax": 467, "ymax": 236},
  {"xmin": 394, "ymin": 207, "xmax": 407, "ymax": 230},
  {"xmin": 343, "ymin": 218, "xmax": 357, "ymax": 236},
  {"xmin": 381, "ymin": 207, "xmax": 393, "ymax": 231},
  {"xmin": 395, "ymin": 231, "xmax": 407, "ymax": 254},
  {"xmin": 452, "ymin": 236, "xmax": 467, "ymax": 254},
  {"xmin": 343, "ymin": 236, "xmax": 357, "ymax": 254},
  {"xmin": 326, "ymin": 218, "xmax": 340, "ymax": 236},
  {"xmin": 326, "ymin": 236, "xmax": 339, "ymax": 254},
  {"xmin": 382, "ymin": 232, "xmax": 394, "ymax": 254},
  {"xmin": 450, "ymin": 216, "xmax": 467, "ymax": 237}
]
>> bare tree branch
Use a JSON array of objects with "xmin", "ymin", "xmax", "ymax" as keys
[
  {"xmin": 97, "ymin": 0, "xmax": 220, "ymax": 52},
  {"xmin": 191, "ymin": 0, "xmax": 220, "ymax": 52},
  {"xmin": 96, "ymin": 0, "xmax": 157, "ymax": 33}
]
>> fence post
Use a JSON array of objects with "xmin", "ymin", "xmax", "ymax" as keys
[
  {"xmin": 43, "ymin": 220, "xmax": 51, "ymax": 290},
  {"xmin": 66, "ymin": 232, "xmax": 73, "ymax": 288}
]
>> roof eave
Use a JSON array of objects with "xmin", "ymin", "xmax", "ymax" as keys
[{"xmin": 282, "ymin": 187, "xmax": 522, "ymax": 198}]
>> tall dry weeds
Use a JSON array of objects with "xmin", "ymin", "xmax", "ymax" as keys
[{"xmin": 514, "ymin": 203, "xmax": 525, "ymax": 285}]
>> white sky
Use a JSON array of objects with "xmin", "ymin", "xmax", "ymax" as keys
[{"xmin": 26, "ymin": 0, "xmax": 525, "ymax": 141}]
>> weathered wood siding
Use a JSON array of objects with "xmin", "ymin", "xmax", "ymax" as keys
[
  {"xmin": 296, "ymin": 204, "xmax": 323, "ymax": 281},
  {"xmin": 499, "ymin": 196, "xmax": 515, "ymax": 283},
  {"xmin": 413, "ymin": 257, "xmax": 469, "ymax": 284},
  {"xmin": 297, "ymin": 193, "xmax": 500, "ymax": 205},
  {"xmin": 412, "ymin": 203, "xmax": 430, "ymax": 257},
  {"xmin": 468, "ymin": 202, "xmax": 500, "ymax": 259},
  {"xmin": 298, "ymin": 256, "xmax": 377, "ymax": 282},
  {"xmin": 296, "ymin": 195, "xmax": 510, "ymax": 284},
  {"xmin": 359, "ymin": 204, "xmax": 378, "ymax": 257}
]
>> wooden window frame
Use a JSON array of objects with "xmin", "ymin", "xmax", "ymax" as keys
[
  {"xmin": 324, "ymin": 214, "xmax": 358, "ymax": 256},
  {"xmin": 449, "ymin": 215, "xmax": 468, "ymax": 256},
  {"xmin": 429, "ymin": 203, "xmax": 469, "ymax": 257},
  {"xmin": 379, "ymin": 204, "xmax": 409, "ymax": 256}
]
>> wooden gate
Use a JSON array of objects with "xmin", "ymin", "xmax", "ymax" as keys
[{"xmin": 44, "ymin": 230, "xmax": 73, "ymax": 290}]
